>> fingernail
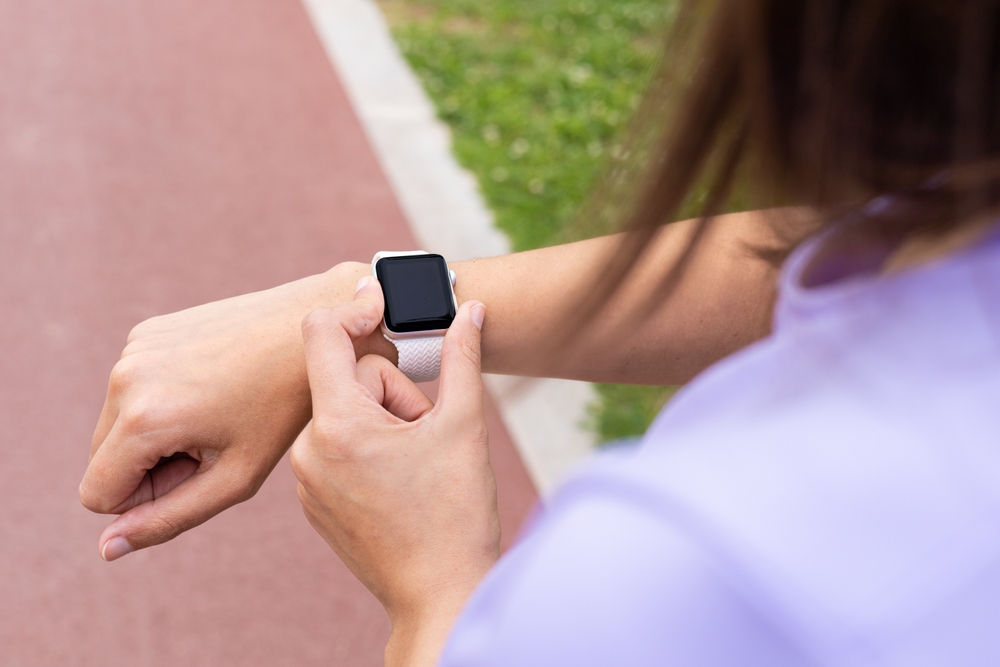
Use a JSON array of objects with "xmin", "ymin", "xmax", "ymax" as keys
[
  {"xmin": 355, "ymin": 276, "xmax": 371, "ymax": 293},
  {"xmin": 101, "ymin": 536, "xmax": 133, "ymax": 562},
  {"xmin": 470, "ymin": 303, "xmax": 485, "ymax": 331}
]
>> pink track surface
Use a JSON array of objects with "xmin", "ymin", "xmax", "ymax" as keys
[{"xmin": 0, "ymin": 1, "xmax": 537, "ymax": 664}]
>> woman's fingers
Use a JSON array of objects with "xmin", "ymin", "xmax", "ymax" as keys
[
  {"xmin": 80, "ymin": 417, "xmax": 185, "ymax": 515},
  {"xmin": 302, "ymin": 278, "xmax": 385, "ymax": 415},
  {"xmin": 357, "ymin": 355, "xmax": 434, "ymax": 422},
  {"xmin": 95, "ymin": 458, "xmax": 251, "ymax": 561},
  {"xmin": 435, "ymin": 301, "xmax": 487, "ymax": 427},
  {"xmin": 81, "ymin": 415, "xmax": 244, "ymax": 561},
  {"xmin": 106, "ymin": 454, "xmax": 201, "ymax": 514},
  {"xmin": 80, "ymin": 410, "xmax": 244, "ymax": 561}
]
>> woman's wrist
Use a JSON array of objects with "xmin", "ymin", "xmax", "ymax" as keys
[
  {"xmin": 381, "ymin": 557, "xmax": 497, "ymax": 667},
  {"xmin": 384, "ymin": 593, "xmax": 477, "ymax": 667}
]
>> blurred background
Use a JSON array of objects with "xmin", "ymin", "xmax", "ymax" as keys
[{"xmin": 0, "ymin": 0, "xmax": 670, "ymax": 664}]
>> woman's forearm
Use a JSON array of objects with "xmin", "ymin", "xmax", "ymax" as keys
[{"xmin": 442, "ymin": 209, "xmax": 814, "ymax": 385}]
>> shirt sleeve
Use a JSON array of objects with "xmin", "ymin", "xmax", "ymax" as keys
[{"xmin": 438, "ymin": 489, "xmax": 815, "ymax": 667}]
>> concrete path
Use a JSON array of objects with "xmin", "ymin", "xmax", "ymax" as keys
[{"xmin": 0, "ymin": 1, "xmax": 535, "ymax": 665}]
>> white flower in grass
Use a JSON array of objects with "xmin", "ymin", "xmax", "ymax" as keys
[
  {"xmin": 510, "ymin": 138, "xmax": 530, "ymax": 158},
  {"xmin": 482, "ymin": 125, "xmax": 501, "ymax": 146},
  {"xmin": 567, "ymin": 63, "xmax": 592, "ymax": 86}
]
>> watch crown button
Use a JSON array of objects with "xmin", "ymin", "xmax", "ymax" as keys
[{"xmin": 449, "ymin": 270, "xmax": 457, "ymax": 286}]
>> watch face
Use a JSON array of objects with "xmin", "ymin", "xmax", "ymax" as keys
[{"xmin": 376, "ymin": 254, "xmax": 456, "ymax": 334}]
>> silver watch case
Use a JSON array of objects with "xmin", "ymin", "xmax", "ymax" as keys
[{"xmin": 371, "ymin": 250, "xmax": 458, "ymax": 341}]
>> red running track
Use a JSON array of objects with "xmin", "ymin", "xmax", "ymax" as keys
[{"xmin": 0, "ymin": 1, "xmax": 537, "ymax": 664}]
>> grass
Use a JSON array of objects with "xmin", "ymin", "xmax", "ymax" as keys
[
  {"xmin": 377, "ymin": 0, "xmax": 679, "ymax": 442},
  {"xmin": 585, "ymin": 384, "xmax": 679, "ymax": 442}
]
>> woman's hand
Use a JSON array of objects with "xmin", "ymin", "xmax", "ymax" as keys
[
  {"xmin": 291, "ymin": 279, "xmax": 499, "ymax": 667},
  {"xmin": 78, "ymin": 262, "xmax": 389, "ymax": 561}
]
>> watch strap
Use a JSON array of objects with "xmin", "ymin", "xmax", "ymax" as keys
[{"xmin": 385, "ymin": 335, "xmax": 444, "ymax": 383}]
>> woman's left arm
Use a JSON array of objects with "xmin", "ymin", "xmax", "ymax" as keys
[{"xmin": 290, "ymin": 277, "xmax": 498, "ymax": 667}]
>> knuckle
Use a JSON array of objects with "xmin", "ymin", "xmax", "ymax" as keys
[
  {"xmin": 311, "ymin": 413, "xmax": 346, "ymax": 445},
  {"xmin": 117, "ymin": 400, "xmax": 165, "ymax": 438},
  {"xmin": 301, "ymin": 308, "xmax": 325, "ymax": 332},
  {"xmin": 301, "ymin": 308, "xmax": 334, "ymax": 341},
  {"xmin": 107, "ymin": 357, "xmax": 139, "ymax": 395},
  {"xmin": 289, "ymin": 442, "xmax": 312, "ymax": 481},
  {"xmin": 234, "ymin": 486, "xmax": 257, "ymax": 505},
  {"xmin": 309, "ymin": 414, "xmax": 365, "ymax": 461},
  {"xmin": 232, "ymin": 466, "xmax": 264, "ymax": 503}
]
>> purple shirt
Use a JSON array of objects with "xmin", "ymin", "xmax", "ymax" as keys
[{"xmin": 440, "ymin": 228, "xmax": 1000, "ymax": 666}]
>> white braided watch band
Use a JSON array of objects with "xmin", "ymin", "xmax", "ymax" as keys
[{"xmin": 386, "ymin": 335, "xmax": 445, "ymax": 383}]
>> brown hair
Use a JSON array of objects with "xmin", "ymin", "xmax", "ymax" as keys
[{"xmin": 582, "ymin": 0, "xmax": 1000, "ymax": 322}]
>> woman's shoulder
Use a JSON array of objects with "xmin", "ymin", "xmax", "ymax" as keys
[{"xmin": 532, "ymin": 229, "xmax": 1000, "ymax": 662}]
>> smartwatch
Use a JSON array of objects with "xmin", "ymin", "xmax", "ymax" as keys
[{"xmin": 371, "ymin": 251, "xmax": 458, "ymax": 383}]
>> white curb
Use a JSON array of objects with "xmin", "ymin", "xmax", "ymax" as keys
[{"xmin": 302, "ymin": 0, "xmax": 597, "ymax": 494}]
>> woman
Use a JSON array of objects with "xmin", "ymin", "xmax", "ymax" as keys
[
  {"xmin": 289, "ymin": 1, "xmax": 1000, "ymax": 664},
  {"xmin": 82, "ymin": 0, "xmax": 1000, "ymax": 664}
]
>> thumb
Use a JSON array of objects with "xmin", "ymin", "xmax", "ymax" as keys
[
  {"xmin": 302, "ymin": 276, "xmax": 385, "ymax": 414},
  {"xmin": 435, "ymin": 301, "xmax": 486, "ymax": 422}
]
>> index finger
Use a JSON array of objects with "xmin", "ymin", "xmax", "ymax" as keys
[{"xmin": 301, "ymin": 278, "xmax": 385, "ymax": 413}]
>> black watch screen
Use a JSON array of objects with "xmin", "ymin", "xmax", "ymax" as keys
[{"xmin": 376, "ymin": 254, "xmax": 456, "ymax": 334}]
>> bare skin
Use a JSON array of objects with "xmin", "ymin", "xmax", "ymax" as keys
[{"xmin": 79, "ymin": 209, "xmax": 810, "ymax": 561}]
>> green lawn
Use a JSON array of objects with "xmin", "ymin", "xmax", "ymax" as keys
[{"xmin": 377, "ymin": 0, "xmax": 678, "ymax": 442}]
